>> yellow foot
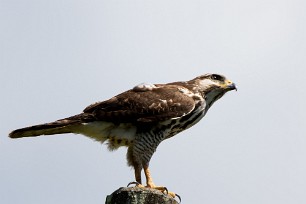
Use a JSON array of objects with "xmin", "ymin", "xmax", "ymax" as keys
[
  {"xmin": 127, "ymin": 182, "xmax": 181, "ymax": 202},
  {"xmin": 148, "ymin": 186, "xmax": 179, "ymax": 201}
]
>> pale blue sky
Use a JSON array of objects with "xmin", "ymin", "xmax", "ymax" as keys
[{"xmin": 1, "ymin": 0, "xmax": 306, "ymax": 203}]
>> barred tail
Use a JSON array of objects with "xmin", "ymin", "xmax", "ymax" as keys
[{"xmin": 9, "ymin": 114, "xmax": 87, "ymax": 139}]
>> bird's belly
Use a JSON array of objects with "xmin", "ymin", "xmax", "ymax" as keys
[{"xmin": 75, "ymin": 121, "xmax": 137, "ymax": 149}]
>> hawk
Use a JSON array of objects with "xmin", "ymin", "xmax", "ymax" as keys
[{"xmin": 9, "ymin": 73, "xmax": 236, "ymax": 198}]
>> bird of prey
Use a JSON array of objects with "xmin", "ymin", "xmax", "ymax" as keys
[{"xmin": 9, "ymin": 73, "xmax": 236, "ymax": 198}]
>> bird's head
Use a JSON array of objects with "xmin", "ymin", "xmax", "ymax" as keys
[{"xmin": 190, "ymin": 73, "xmax": 237, "ymax": 107}]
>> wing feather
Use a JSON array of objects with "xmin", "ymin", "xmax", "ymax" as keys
[{"xmin": 83, "ymin": 85, "xmax": 195, "ymax": 124}]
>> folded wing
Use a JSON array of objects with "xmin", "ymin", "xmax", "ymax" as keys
[{"xmin": 83, "ymin": 84, "xmax": 196, "ymax": 124}]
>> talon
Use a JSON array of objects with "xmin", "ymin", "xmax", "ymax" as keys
[
  {"xmin": 175, "ymin": 193, "xmax": 182, "ymax": 203},
  {"xmin": 161, "ymin": 187, "xmax": 168, "ymax": 195},
  {"xmin": 127, "ymin": 181, "xmax": 141, "ymax": 187}
]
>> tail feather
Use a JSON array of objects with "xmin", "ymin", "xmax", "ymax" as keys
[{"xmin": 9, "ymin": 117, "xmax": 82, "ymax": 139}]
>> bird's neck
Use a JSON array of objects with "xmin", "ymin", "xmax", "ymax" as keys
[{"xmin": 204, "ymin": 90, "xmax": 226, "ymax": 111}]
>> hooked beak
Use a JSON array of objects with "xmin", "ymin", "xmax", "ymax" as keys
[{"xmin": 227, "ymin": 83, "xmax": 237, "ymax": 91}]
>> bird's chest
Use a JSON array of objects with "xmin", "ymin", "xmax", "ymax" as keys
[{"xmin": 161, "ymin": 104, "xmax": 206, "ymax": 139}]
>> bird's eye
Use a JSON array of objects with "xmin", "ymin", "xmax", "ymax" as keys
[{"xmin": 211, "ymin": 74, "xmax": 224, "ymax": 81}]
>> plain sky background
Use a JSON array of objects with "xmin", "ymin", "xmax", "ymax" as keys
[{"xmin": 1, "ymin": 0, "xmax": 306, "ymax": 203}]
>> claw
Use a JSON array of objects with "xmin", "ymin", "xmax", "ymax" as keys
[
  {"xmin": 175, "ymin": 193, "xmax": 182, "ymax": 203},
  {"xmin": 127, "ymin": 181, "xmax": 141, "ymax": 187},
  {"xmin": 162, "ymin": 187, "xmax": 168, "ymax": 195}
]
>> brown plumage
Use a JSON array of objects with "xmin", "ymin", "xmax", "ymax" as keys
[{"xmin": 9, "ymin": 73, "xmax": 236, "ymax": 197}]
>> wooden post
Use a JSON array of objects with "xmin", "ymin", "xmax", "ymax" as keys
[{"xmin": 105, "ymin": 187, "xmax": 179, "ymax": 204}]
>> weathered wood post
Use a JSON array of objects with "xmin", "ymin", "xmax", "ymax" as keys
[{"xmin": 105, "ymin": 187, "xmax": 179, "ymax": 204}]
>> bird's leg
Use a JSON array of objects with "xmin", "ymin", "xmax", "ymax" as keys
[
  {"xmin": 134, "ymin": 165, "xmax": 142, "ymax": 185},
  {"xmin": 127, "ymin": 165, "xmax": 145, "ymax": 188},
  {"xmin": 143, "ymin": 164, "xmax": 176, "ymax": 198},
  {"xmin": 143, "ymin": 165, "xmax": 155, "ymax": 187}
]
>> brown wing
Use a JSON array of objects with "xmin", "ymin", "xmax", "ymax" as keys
[{"xmin": 83, "ymin": 84, "xmax": 195, "ymax": 124}]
